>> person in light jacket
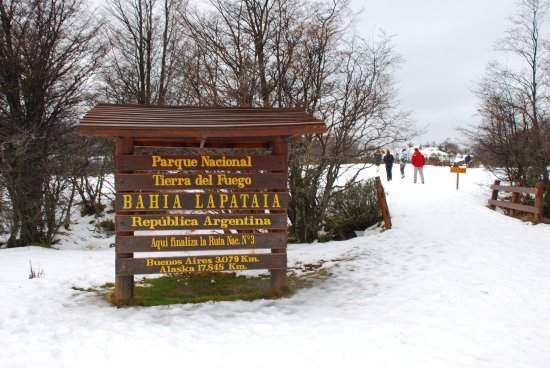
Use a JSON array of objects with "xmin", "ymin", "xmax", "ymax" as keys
[
  {"xmin": 383, "ymin": 150, "xmax": 394, "ymax": 181},
  {"xmin": 411, "ymin": 148, "xmax": 425, "ymax": 184},
  {"xmin": 399, "ymin": 147, "xmax": 409, "ymax": 179}
]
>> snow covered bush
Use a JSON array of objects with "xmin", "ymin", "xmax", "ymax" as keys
[{"xmin": 325, "ymin": 179, "xmax": 381, "ymax": 240}]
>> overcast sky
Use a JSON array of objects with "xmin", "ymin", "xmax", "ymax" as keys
[{"xmin": 349, "ymin": 0, "xmax": 519, "ymax": 144}]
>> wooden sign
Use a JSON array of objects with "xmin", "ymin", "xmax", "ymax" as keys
[
  {"xmin": 115, "ymin": 173, "xmax": 287, "ymax": 191},
  {"xmin": 78, "ymin": 103, "xmax": 329, "ymax": 304},
  {"xmin": 115, "ymin": 213, "xmax": 288, "ymax": 231},
  {"xmin": 116, "ymin": 154, "xmax": 286, "ymax": 171},
  {"xmin": 116, "ymin": 254, "xmax": 287, "ymax": 276},
  {"xmin": 450, "ymin": 166, "xmax": 466, "ymax": 174},
  {"xmin": 115, "ymin": 192, "xmax": 287, "ymax": 211},
  {"xmin": 116, "ymin": 233, "xmax": 287, "ymax": 253}
]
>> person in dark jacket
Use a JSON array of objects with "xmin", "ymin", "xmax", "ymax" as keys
[{"xmin": 383, "ymin": 150, "xmax": 394, "ymax": 181}]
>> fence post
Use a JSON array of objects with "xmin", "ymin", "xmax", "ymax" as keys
[
  {"xmin": 489, "ymin": 180, "xmax": 500, "ymax": 210},
  {"xmin": 534, "ymin": 181, "xmax": 545, "ymax": 222},
  {"xmin": 375, "ymin": 176, "xmax": 392, "ymax": 229},
  {"xmin": 511, "ymin": 181, "xmax": 521, "ymax": 216}
]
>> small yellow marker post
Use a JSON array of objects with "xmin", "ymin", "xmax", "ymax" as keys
[{"xmin": 450, "ymin": 165, "xmax": 467, "ymax": 190}]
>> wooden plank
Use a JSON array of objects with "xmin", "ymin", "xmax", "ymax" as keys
[
  {"xmin": 116, "ymin": 253, "xmax": 287, "ymax": 276},
  {"xmin": 80, "ymin": 124, "xmax": 326, "ymax": 138},
  {"xmin": 115, "ymin": 192, "xmax": 287, "ymax": 212},
  {"xmin": 116, "ymin": 233, "xmax": 287, "ymax": 253},
  {"xmin": 489, "ymin": 185, "xmax": 537, "ymax": 194},
  {"xmin": 487, "ymin": 199, "xmax": 537, "ymax": 214},
  {"xmin": 115, "ymin": 172, "xmax": 287, "ymax": 191},
  {"xmin": 116, "ymin": 154, "xmax": 285, "ymax": 171},
  {"xmin": 116, "ymin": 213, "xmax": 288, "ymax": 231}
]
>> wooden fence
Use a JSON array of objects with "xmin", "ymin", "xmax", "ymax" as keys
[{"xmin": 488, "ymin": 180, "xmax": 545, "ymax": 221}]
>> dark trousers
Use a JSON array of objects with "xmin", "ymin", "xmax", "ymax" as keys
[{"xmin": 385, "ymin": 165, "xmax": 392, "ymax": 181}]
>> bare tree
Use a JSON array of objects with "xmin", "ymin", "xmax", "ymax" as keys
[
  {"xmin": 288, "ymin": 36, "xmax": 411, "ymax": 242},
  {"xmin": 103, "ymin": 0, "xmax": 186, "ymax": 104},
  {"xmin": 0, "ymin": 0, "xmax": 104, "ymax": 246},
  {"xmin": 175, "ymin": 0, "xmax": 412, "ymax": 241},
  {"xmin": 470, "ymin": 0, "xmax": 550, "ymax": 186}
]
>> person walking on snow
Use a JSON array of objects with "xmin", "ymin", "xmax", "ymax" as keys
[
  {"xmin": 399, "ymin": 147, "xmax": 409, "ymax": 179},
  {"xmin": 383, "ymin": 150, "xmax": 394, "ymax": 181},
  {"xmin": 411, "ymin": 148, "xmax": 425, "ymax": 184},
  {"xmin": 374, "ymin": 150, "xmax": 382, "ymax": 172}
]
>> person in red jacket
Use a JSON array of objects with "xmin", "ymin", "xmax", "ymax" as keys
[{"xmin": 411, "ymin": 148, "xmax": 425, "ymax": 184}]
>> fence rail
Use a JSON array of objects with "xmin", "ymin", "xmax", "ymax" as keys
[{"xmin": 488, "ymin": 180, "xmax": 544, "ymax": 221}]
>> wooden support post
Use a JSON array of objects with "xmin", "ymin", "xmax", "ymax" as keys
[
  {"xmin": 511, "ymin": 182, "xmax": 521, "ymax": 217},
  {"xmin": 375, "ymin": 176, "xmax": 392, "ymax": 229},
  {"xmin": 489, "ymin": 180, "xmax": 500, "ymax": 210},
  {"xmin": 114, "ymin": 137, "xmax": 134, "ymax": 305},
  {"xmin": 534, "ymin": 181, "xmax": 545, "ymax": 222},
  {"xmin": 270, "ymin": 136, "xmax": 287, "ymax": 295},
  {"xmin": 456, "ymin": 173, "xmax": 460, "ymax": 190}
]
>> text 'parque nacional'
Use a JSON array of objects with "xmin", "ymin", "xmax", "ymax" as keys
[{"xmin": 151, "ymin": 155, "xmax": 253, "ymax": 170}]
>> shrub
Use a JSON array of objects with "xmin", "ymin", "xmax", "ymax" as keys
[
  {"xmin": 80, "ymin": 202, "xmax": 106, "ymax": 217},
  {"xmin": 97, "ymin": 219, "xmax": 115, "ymax": 233},
  {"xmin": 325, "ymin": 179, "xmax": 382, "ymax": 240}
]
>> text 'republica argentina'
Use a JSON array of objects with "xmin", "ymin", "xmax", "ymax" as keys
[
  {"xmin": 152, "ymin": 155, "xmax": 252, "ymax": 170},
  {"xmin": 121, "ymin": 192, "xmax": 282, "ymax": 210},
  {"xmin": 128, "ymin": 215, "xmax": 273, "ymax": 230}
]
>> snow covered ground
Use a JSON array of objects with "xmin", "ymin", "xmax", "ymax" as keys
[{"xmin": 1, "ymin": 165, "xmax": 550, "ymax": 368}]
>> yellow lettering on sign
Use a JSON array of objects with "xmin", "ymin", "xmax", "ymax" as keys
[
  {"xmin": 207, "ymin": 195, "xmax": 216, "ymax": 209},
  {"xmin": 151, "ymin": 155, "xmax": 162, "ymax": 168},
  {"xmin": 272, "ymin": 193, "xmax": 281, "ymax": 208},
  {"xmin": 151, "ymin": 155, "xmax": 198, "ymax": 170},
  {"xmin": 149, "ymin": 194, "xmax": 159, "ymax": 209},
  {"xmin": 123, "ymin": 194, "xmax": 132, "ymax": 209},
  {"xmin": 136, "ymin": 195, "xmax": 144, "ymax": 209},
  {"xmin": 153, "ymin": 174, "xmax": 192, "ymax": 187},
  {"xmin": 250, "ymin": 194, "xmax": 259, "ymax": 209},
  {"xmin": 122, "ymin": 192, "xmax": 283, "ymax": 210},
  {"xmin": 172, "ymin": 195, "xmax": 182, "ymax": 209},
  {"xmin": 216, "ymin": 174, "xmax": 252, "ymax": 189},
  {"xmin": 202, "ymin": 215, "xmax": 272, "ymax": 229},
  {"xmin": 230, "ymin": 194, "xmax": 239, "ymax": 209},
  {"xmin": 200, "ymin": 155, "xmax": 252, "ymax": 168},
  {"xmin": 132, "ymin": 216, "xmax": 142, "ymax": 227},
  {"xmin": 129, "ymin": 216, "xmax": 198, "ymax": 230},
  {"xmin": 219, "ymin": 193, "xmax": 228, "ymax": 208},
  {"xmin": 194, "ymin": 194, "xmax": 203, "ymax": 209}
]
